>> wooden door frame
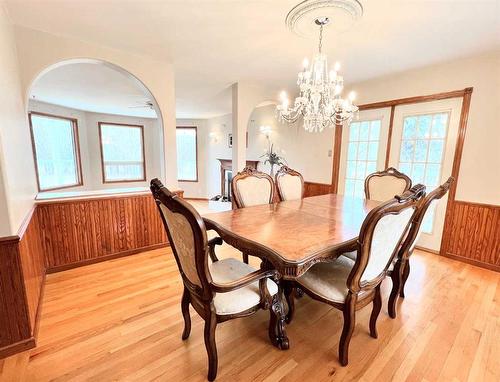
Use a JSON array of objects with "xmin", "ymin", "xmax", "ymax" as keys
[{"xmin": 330, "ymin": 87, "xmax": 474, "ymax": 258}]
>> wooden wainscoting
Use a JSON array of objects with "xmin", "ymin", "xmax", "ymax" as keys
[
  {"xmin": 441, "ymin": 200, "xmax": 500, "ymax": 271},
  {"xmin": 0, "ymin": 207, "xmax": 45, "ymax": 358},
  {"xmin": 37, "ymin": 193, "xmax": 168, "ymax": 273},
  {"xmin": 304, "ymin": 181, "xmax": 332, "ymax": 197}
]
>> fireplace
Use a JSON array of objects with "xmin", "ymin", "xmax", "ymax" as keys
[{"xmin": 217, "ymin": 159, "xmax": 259, "ymax": 201}]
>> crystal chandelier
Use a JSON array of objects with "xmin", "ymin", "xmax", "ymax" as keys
[{"xmin": 277, "ymin": 17, "xmax": 358, "ymax": 133}]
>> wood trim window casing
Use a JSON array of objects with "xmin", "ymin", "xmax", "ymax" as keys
[
  {"xmin": 176, "ymin": 126, "xmax": 199, "ymax": 183},
  {"xmin": 98, "ymin": 122, "xmax": 147, "ymax": 184},
  {"xmin": 28, "ymin": 112, "xmax": 84, "ymax": 192}
]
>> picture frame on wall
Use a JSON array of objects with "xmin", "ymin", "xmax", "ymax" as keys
[{"xmin": 227, "ymin": 132, "xmax": 248, "ymax": 148}]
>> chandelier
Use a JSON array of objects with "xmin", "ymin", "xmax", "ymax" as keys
[{"xmin": 277, "ymin": 17, "xmax": 359, "ymax": 133}]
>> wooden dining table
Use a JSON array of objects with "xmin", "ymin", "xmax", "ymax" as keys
[{"xmin": 202, "ymin": 193, "xmax": 381, "ymax": 349}]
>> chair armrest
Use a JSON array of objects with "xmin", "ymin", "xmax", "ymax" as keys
[
  {"xmin": 210, "ymin": 269, "xmax": 278, "ymax": 293},
  {"xmin": 208, "ymin": 237, "xmax": 223, "ymax": 262}
]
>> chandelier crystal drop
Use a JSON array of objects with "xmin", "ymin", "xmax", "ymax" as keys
[{"xmin": 277, "ymin": 17, "xmax": 359, "ymax": 133}]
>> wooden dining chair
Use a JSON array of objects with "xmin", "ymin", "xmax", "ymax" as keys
[
  {"xmin": 286, "ymin": 184, "xmax": 425, "ymax": 366},
  {"xmin": 275, "ymin": 166, "xmax": 304, "ymax": 201},
  {"xmin": 150, "ymin": 178, "xmax": 285, "ymax": 381},
  {"xmin": 232, "ymin": 166, "xmax": 275, "ymax": 208},
  {"xmin": 364, "ymin": 167, "xmax": 412, "ymax": 201},
  {"xmin": 388, "ymin": 177, "xmax": 454, "ymax": 318},
  {"xmin": 232, "ymin": 167, "xmax": 275, "ymax": 263}
]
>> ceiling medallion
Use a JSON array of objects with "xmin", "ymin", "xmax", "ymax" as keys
[{"xmin": 286, "ymin": 0, "xmax": 363, "ymax": 37}]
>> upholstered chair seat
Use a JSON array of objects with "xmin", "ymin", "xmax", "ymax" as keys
[
  {"xmin": 297, "ymin": 257, "xmax": 357, "ymax": 303},
  {"xmin": 210, "ymin": 258, "xmax": 278, "ymax": 315},
  {"xmin": 341, "ymin": 250, "xmax": 357, "ymax": 262}
]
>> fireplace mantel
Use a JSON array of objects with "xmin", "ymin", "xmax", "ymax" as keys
[{"xmin": 217, "ymin": 159, "xmax": 260, "ymax": 199}]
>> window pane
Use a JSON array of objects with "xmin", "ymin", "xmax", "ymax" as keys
[
  {"xmin": 367, "ymin": 142, "xmax": 378, "ymax": 161},
  {"xmin": 417, "ymin": 115, "xmax": 432, "ymax": 138},
  {"xmin": 346, "ymin": 160, "xmax": 356, "ymax": 178},
  {"xmin": 349, "ymin": 123, "xmax": 359, "ymax": 141},
  {"xmin": 359, "ymin": 122, "xmax": 370, "ymax": 140},
  {"xmin": 412, "ymin": 163, "xmax": 426, "ymax": 184},
  {"xmin": 403, "ymin": 117, "xmax": 417, "ymax": 139},
  {"xmin": 100, "ymin": 124, "xmax": 144, "ymax": 182},
  {"xmin": 400, "ymin": 140, "xmax": 415, "ymax": 162},
  {"xmin": 370, "ymin": 120, "xmax": 381, "ymax": 140},
  {"xmin": 347, "ymin": 142, "xmax": 358, "ymax": 160},
  {"xmin": 399, "ymin": 163, "xmax": 412, "ymax": 175},
  {"xmin": 176, "ymin": 128, "xmax": 197, "ymax": 181},
  {"xmin": 30, "ymin": 114, "xmax": 80, "ymax": 191},
  {"xmin": 414, "ymin": 140, "xmax": 429, "ymax": 162},
  {"xmin": 356, "ymin": 161, "xmax": 366, "ymax": 180},
  {"xmin": 344, "ymin": 118, "xmax": 382, "ymax": 197},
  {"xmin": 431, "ymin": 114, "xmax": 448, "ymax": 138},
  {"xmin": 357, "ymin": 142, "xmax": 368, "ymax": 160},
  {"xmin": 425, "ymin": 163, "xmax": 441, "ymax": 186},
  {"xmin": 428, "ymin": 140, "xmax": 444, "ymax": 163}
]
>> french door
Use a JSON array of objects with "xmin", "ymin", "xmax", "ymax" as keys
[{"xmin": 339, "ymin": 98, "xmax": 463, "ymax": 251}]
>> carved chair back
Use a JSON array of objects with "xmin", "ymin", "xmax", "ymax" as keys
[
  {"xmin": 364, "ymin": 167, "xmax": 412, "ymax": 201},
  {"xmin": 348, "ymin": 184, "xmax": 426, "ymax": 292},
  {"xmin": 275, "ymin": 166, "xmax": 304, "ymax": 201},
  {"xmin": 399, "ymin": 177, "xmax": 454, "ymax": 256},
  {"xmin": 150, "ymin": 178, "xmax": 213, "ymax": 301},
  {"xmin": 232, "ymin": 166, "xmax": 275, "ymax": 208}
]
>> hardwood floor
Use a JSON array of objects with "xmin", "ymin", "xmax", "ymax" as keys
[{"xmin": 0, "ymin": 245, "xmax": 499, "ymax": 381}]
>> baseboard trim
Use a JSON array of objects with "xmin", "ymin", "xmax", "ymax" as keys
[
  {"xmin": 440, "ymin": 252, "xmax": 500, "ymax": 273},
  {"xmin": 46, "ymin": 243, "xmax": 169, "ymax": 274},
  {"xmin": 0, "ymin": 337, "xmax": 35, "ymax": 360},
  {"xmin": 414, "ymin": 245, "xmax": 440, "ymax": 255}
]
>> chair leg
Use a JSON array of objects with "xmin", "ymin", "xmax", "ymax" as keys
[
  {"xmin": 181, "ymin": 287, "xmax": 191, "ymax": 340},
  {"xmin": 204, "ymin": 310, "xmax": 218, "ymax": 382},
  {"xmin": 284, "ymin": 282, "xmax": 295, "ymax": 324},
  {"xmin": 370, "ymin": 285, "xmax": 382, "ymax": 338},
  {"xmin": 400, "ymin": 260, "xmax": 410, "ymax": 298},
  {"xmin": 242, "ymin": 252, "xmax": 249, "ymax": 264},
  {"xmin": 388, "ymin": 258, "xmax": 404, "ymax": 319},
  {"xmin": 339, "ymin": 294, "xmax": 357, "ymax": 366}
]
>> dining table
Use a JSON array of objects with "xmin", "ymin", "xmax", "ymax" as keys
[{"xmin": 202, "ymin": 193, "xmax": 381, "ymax": 350}]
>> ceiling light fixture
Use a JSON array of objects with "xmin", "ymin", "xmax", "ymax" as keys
[{"xmin": 278, "ymin": 0, "xmax": 362, "ymax": 132}]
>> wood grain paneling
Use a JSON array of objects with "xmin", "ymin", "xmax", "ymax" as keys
[
  {"xmin": 441, "ymin": 201, "xmax": 499, "ymax": 271},
  {"xmin": 303, "ymin": 181, "xmax": 331, "ymax": 197},
  {"xmin": 0, "ymin": 207, "xmax": 45, "ymax": 359},
  {"xmin": 37, "ymin": 193, "xmax": 168, "ymax": 272}
]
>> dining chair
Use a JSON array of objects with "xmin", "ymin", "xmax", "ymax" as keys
[
  {"xmin": 364, "ymin": 167, "xmax": 412, "ymax": 201},
  {"xmin": 232, "ymin": 166, "xmax": 275, "ymax": 208},
  {"xmin": 286, "ymin": 184, "xmax": 425, "ymax": 366},
  {"xmin": 275, "ymin": 166, "xmax": 304, "ymax": 201},
  {"xmin": 388, "ymin": 177, "xmax": 454, "ymax": 318},
  {"xmin": 232, "ymin": 166, "xmax": 275, "ymax": 263},
  {"xmin": 150, "ymin": 178, "xmax": 285, "ymax": 381}
]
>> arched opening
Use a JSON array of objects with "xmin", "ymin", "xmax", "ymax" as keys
[{"xmin": 26, "ymin": 59, "xmax": 165, "ymax": 195}]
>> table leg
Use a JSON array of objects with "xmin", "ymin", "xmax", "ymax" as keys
[{"xmin": 268, "ymin": 282, "xmax": 290, "ymax": 350}]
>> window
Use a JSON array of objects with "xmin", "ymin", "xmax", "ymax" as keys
[
  {"xmin": 398, "ymin": 112, "xmax": 449, "ymax": 233},
  {"xmin": 99, "ymin": 123, "xmax": 145, "ymax": 183},
  {"xmin": 176, "ymin": 127, "xmax": 198, "ymax": 182},
  {"xmin": 344, "ymin": 119, "xmax": 381, "ymax": 197},
  {"xmin": 29, "ymin": 112, "xmax": 82, "ymax": 191}
]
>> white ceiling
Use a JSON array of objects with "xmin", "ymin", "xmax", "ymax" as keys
[
  {"xmin": 7, "ymin": 0, "xmax": 500, "ymax": 119},
  {"xmin": 30, "ymin": 63, "xmax": 158, "ymax": 118}
]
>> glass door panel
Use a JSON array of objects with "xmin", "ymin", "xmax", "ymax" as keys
[
  {"xmin": 388, "ymin": 98, "xmax": 463, "ymax": 250},
  {"xmin": 338, "ymin": 108, "xmax": 391, "ymax": 197}
]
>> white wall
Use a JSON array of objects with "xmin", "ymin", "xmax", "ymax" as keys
[
  {"xmin": 13, "ymin": 25, "xmax": 178, "ymax": 190},
  {"xmin": 29, "ymin": 100, "xmax": 163, "ymax": 192},
  {"xmin": 0, "ymin": 5, "xmax": 37, "ymax": 235},
  {"xmin": 348, "ymin": 53, "xmax": 500, "ymax": 205},
  {"xmin": 205, "ymin": 114, "xmax": 232, "ymax": 198},
  {"xmin": 246, "ymin": 104, "xmax": 334, "ymax": 183}
]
